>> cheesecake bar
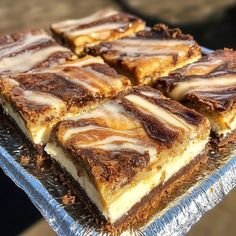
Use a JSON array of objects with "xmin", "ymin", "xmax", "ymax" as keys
[
  {"xmin": 0, "ymin": 56, "xmax": 130, "ymax": 146},
  {"xmin": 51, "ymin": 9, "xmax": 145, "ymax": 55},
  {"xmin": 156, "ymin": 49, "xmax": 236, "ymax": 145},
  {"xmin": 89, "ymin": 24, "xmax": 201, "ymax": 85},
  {"xmin": 45, "ymin": 86, "xmax": 210, "ymax": 230},
  {"xmin": 0, "ymin": 29, "xmax": 75, "ymax": 75},
  {"xmin": 170, "ymin": 49, "xmax": 236, "ymax": 76}
]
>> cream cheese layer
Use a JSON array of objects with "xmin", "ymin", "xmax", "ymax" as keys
[
  {"xmin": 45, "ymin": 137, "xmax": 208, "ymax": 223},
  {"xmin": 45, "ymin": 87, "xmax": 209, "ymax": 223}
]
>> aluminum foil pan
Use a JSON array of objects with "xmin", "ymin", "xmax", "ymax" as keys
[
  {"xmin": 1, "ymin": 111, "xmax": 236, "ymax": 236},
  {"xmin": 0, "ymin": 67, "xmax": 235, "ymax": 235}
]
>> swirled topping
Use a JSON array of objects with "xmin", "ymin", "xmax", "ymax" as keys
[
  {"xmin": 0, "ymin": 56, "xmax": 130, "ymax": 131},
  {"xmin": 157, "ymin": 50, "xmax": 236, "ymax": 112},
  {"xmin": 0, "ymin": 29, "xmax": 73, "ymax": 75},
  {"xmin": 92, "ymin": 37, "xmax": 197, "ymax": 61},
  {"xmin": 51, "ymin": 9, "xmax": 119, "ymax": 35},
  {"xmin": 51, "ymin": 9, "xmax": 145, "ymax": 51},
  {"xmin": 169, "ymin": 73, "xmax": 236, "ymax": 101},
  {"xmin": 53, "ymin": 86, "xmax": 208, "ymax": 187},
  {"xmin": 172, "ymin": 49, "xmax": 236, "ymax": 76},
  {"xmin": 89, "ymin": 24, "xmax": 200, "ymax": 85}
]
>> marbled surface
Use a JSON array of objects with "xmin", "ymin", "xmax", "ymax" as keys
[{"xmin": 0, "ymin": 1, "xmax": 235, "ymax": 236}]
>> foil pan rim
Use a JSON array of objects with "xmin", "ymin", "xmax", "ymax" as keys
[
  {"xmin": 0, "ymin": 146, "xmax": 73, "ymax": 236},
  {"xmin": 1, "ymin": 143, "xmax": 236, "ymax": 236},
  {"xmin": 142, "ymin": 154, "xmax": 236, "ymax": 236}
]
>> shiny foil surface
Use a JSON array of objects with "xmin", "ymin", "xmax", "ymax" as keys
[{"xmin": 0, "ymin": 102, "xmax": 236, "ymax": 234}]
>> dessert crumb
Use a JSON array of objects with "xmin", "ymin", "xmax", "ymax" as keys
[
  {"xmin": 20, "ymin": 155, "xmax": 30, "ymax": 166},
  {"xmin": 62, "ymin": 193, "xmax": 75, "ymax": 205},
  {"xmin": 36, "ymin": 154, "xmax": 46, "ymax": 168}
]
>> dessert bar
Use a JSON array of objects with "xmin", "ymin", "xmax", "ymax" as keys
[
  {"xmin": 45, "ymin": 86, "xmax": 210, "ymax": 229},
  {"xmin": 51, "ymin": 9, "xmax": 145, "ymax": 55},
  {"xmin": 0, "ymin": 56, "xmax": 130, "ymax": 146},
  {"xmin": 171, "ymin": 49, "xmax": 236, "ymax": 76},
  {"xmin": 156, "ymin": 49, "xmax": 236, "ymax": 145},
  {"xmin": 89, "ymin": 24, "xmax": 201, "ymax": 85},
  {"xmin": 0, "ymin": 29, "xmax": 74, "ymax": 75}
]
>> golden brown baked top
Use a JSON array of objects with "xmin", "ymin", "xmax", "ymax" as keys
[
  {"xmin": 0, "ymin": 29, "xmax": 74, "ymax": 75},
  {"xmin": 51, "ymin": 9, "xmax": 145, "ymax": 44},
  {"xmin": 88, "ymin": 24, "xmax": 200, "ymax": 84},
  {"xmin": 0, "ymin": 56, "xmax": 130, "ymax": 126},
  {"xmin": 170, "ymin": 49, "xmax": 236, "ymax": 76},
  {"xmin": 52, "ymin": 86, "xmax": 209, "ymax": 189},
  {"xmin": 89, "ymin": 23, "xmax": 199, "ymax": 59},
  {"xmin": 156, "ymin": 50, "xmax": 236, "ymax": 112}
]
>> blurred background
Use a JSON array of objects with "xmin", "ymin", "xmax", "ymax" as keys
[{"xmin": 0, "ymin": 0, "xmax": 235, "ymax": 235}]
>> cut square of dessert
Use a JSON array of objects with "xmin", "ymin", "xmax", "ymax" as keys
[
  {"xmin": 0, "ymin": 29, "xmax": 75, "ymax": 75},
  {"xmin": 0, "ymin": 56, "xmax": 130, "ymax": 147},
  {"xmin": 51, "ymin": 9, "xmax": 145, "ymax": 55},
  {"xmin": 170, "ymin": 49, "xmax": 236, "ymax": 76},
  {"xmin": 88, "ymin": 24, "xmax": 201, "ymax": 85},
  {"xmin": 45, "ymin": 86, "xmax": 210, "ymax": 231},
  {"xmin": 156, "ymin": 49, "xmax": 236, "ymax": 146}
]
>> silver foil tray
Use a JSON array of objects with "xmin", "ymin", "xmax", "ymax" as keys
[
  {"xmin": 0, "ymin": 46, "xmax": 235, "ymax": 235},
  {"xmin": 1, "ymin": 109, "xmax": 236, "ymax": 236}
]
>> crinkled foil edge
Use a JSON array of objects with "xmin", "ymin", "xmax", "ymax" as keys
[
  {"xmin": 0, "ymin": 146, "xmax": 236, "ymax": 236},
  {"xmin": 141, "ymin": 155, "xmax": 236, "ymax": 236}
]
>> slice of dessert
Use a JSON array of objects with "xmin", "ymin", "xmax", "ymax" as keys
[
  {"xmin": 45, "ymin": 86, "xmax": 210, "ymax": 230},
  {"xmin": 89, "ymin": 24, "xmax": 201, "ymax": 85},
  {"xmin": 51, "ymin": 9, "xmax": 145, "ymax": 55},
  {"xmin": 170, "ymin": 49, "xmax": 236, "ymax": 76},
  {"xmin": 156, "ymin": 49, "xmax": 236, "ymax": 146},
  {"xmin": 0, "ymin": 29, "xmax": 75, "ymax": 75},
  {"xmin": 0, "ymin": 56, "xmax": 130, "ymax": 147}
]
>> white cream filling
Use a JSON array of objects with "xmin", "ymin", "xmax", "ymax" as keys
[
  {"xmin": 67, "ymin": 23, "xmax": 126, "ymax": 38},
  {"xmin": 0, "ymin": 33, "xmax": 52, "ymax": 58},
  {"xmin": 22, "ymin": 90, "xmax": 65, "ymax": 113},
  {"xmin": 64, "ymin": 56, "xmax": 104, "ymax": 67},
  {"xmin": 115, "ymin": 38, "xmax": 195, "ymax": 47},
  {"xmin": 0, "ymin": 46, "xmax": 70, "ymax": 74},
  {"xmin": 124, "ymin": 94, "xmax": 193, "ymax": 131},
  {"xmin": 105, "ymin": 138, "xmax": 207, "ymax": 223},
  {"xmin": 183, "ymin": 59, "xmax": 223, "ymax": 76},
  {"xmin": 0, "ymin": 97, "xmax": 31, "ymax": 139},
  {"xmin": 139, "ymin": 91, "xmax": 161, "ymax": 99},
  {"xmin": 44, "ymin": 137, "xmax": 208, "ymax": 223},
  {"xmin": 105, "ymin": 44, "xmax": 187, "ymax": 57},
  {"xmin": 62, "ymin": 124, "xmax": 157, "ymax": 161},
  {"xmin": 44, "ymin": 143, "xmax": 104, "ymax": 213},
  {"xmin": 0, "ymin": 97, "xmax": 52, "ymax": 145},
  {"xmin": 52, "ymin": 9, "xmax": 118, "ymax": 32},
  {"xmin": 169, "ymin": 74, "xmax": 236, "ymax": 101}
]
